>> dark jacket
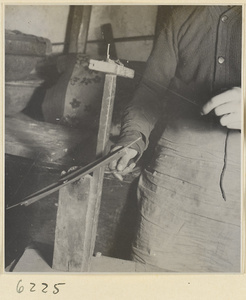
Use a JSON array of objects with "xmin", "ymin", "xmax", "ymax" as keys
[{"xmin": 117, "ymin": 6, "xmax": 242, "ymax": 156}]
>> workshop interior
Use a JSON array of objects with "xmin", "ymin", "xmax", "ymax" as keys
[
  {"xmin": 5, "ymin": 5, "xmax": 166, "ymax": 272},
  {"xmin": 5, "ymin": 5, "xmax": 242, "ymax": 273}
]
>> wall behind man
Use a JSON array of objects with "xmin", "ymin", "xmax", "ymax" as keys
[
  {"xmin": 87, "ymin": 5, "xmax": 158, "ymax": 61},
  {"xmin": 5, "ymin": 5, "xmax": 158, "ymax": 61}
]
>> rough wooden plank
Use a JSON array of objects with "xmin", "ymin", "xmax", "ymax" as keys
[
  {"xmin": 96, "ymin": 74, "xmax": 117, "ymax": 157},
  {"xmin": 85, "ymin": 74, "xmax": 117, "ymax": 271},
  {"xmin": 51, "ymin": 65, "xmax": 135, "ymax": 272},
  {"xmin": 52, "ymin": 74, "xmax": 117, "ymax": 272},
  {"xmin": 52, "ymin": 175, "xmax": 94, "ymax": 272},
  {"xmin": 5, "ymin": 113, "xmax": 89, "ymax": 163},
  {"xmin": 89, "ymin": 59, "xmax": 134, "ymax": 78}
]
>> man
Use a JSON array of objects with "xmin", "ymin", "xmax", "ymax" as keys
[{"xmin": 109, "ymin": 6, "xmax": 242, "ymax": 272}]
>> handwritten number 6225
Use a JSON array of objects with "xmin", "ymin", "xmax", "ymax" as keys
[{"xmin": 16, "ymin": 280, "xmax": 65, "ymax": 294}]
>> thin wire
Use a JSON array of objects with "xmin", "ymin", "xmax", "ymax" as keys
[
  {"xmin": 130, "ymin": 68, "xmax": 200, "ymax": 108},
  {"xmin": 220, "ymin": 129, "xmax": 229, "ymax": 201},
  {"xmin": 129, "ymin": 66, "xmax": 231, "ymax": 204}
]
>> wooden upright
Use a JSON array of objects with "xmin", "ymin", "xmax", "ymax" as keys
[{"xmin": 52, "ymin": 57, "xmax": 134, "ymax": 271}]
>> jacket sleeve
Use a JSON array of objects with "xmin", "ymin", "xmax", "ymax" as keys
[{"xmin": 116, "ymin": 13, "xmax": 179, "ymax": 156}]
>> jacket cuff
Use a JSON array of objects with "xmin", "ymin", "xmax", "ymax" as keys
[{"xmin": 115, "ymin": 131, "xmax": 147, "ymax": 159}]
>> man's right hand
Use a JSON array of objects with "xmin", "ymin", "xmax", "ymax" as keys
[{"xmin": 108, "ymin": 146, "xmax": 138, "ymax": 180}]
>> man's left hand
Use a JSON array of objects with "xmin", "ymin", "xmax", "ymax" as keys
[{"xmin": 201, "ymin": 87, "xmax": 241, "ymax": 130}]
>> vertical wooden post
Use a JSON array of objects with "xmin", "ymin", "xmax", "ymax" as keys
[
  {"xmin": 52, "ymin": 175, "xmax": 94, "ymax": 271},
  {"xmin": 87, "ymin": 74, "xmax": 117, "ymax": 267},
  {"xmin": 96, "ymin": 74, "xmax": 117, "ymax": 157},
  {"xmin": 52, "ymin": 75, "xmax": 117, "ymax": 272},
  {"xmin": 68, "ymin": 5, "xmax": 92, "ymax": 53}
]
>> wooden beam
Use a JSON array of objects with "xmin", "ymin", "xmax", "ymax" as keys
[
  {"xmin": 52, "ymin": 175, "xmax": 95, "ymax": 271},
  {"xmin": 89, "ymin": 59, "xmax": 134, "ymax": 78},
  {"xmin": 68, "ymin": 5, "xmax": 92, "ymax": 53},
  {"xmin": 86, "ymin": 74, "xmax": 117, "ymax": 270},
  {"xmin": 52, "ymin": 75, "xmax": 117, "ymax": 271},
  {"xmin": 52, "ymin": 58, "xmax": 134, "ymax": 271}
]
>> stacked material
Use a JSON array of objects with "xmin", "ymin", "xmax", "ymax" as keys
[{"xmin": 5, "ymin": 30, "xmax": 52, "ymax": 115}]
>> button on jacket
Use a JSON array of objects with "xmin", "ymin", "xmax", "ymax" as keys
[
  {"xmin": 116, "ymin": 6, "xmax": 242, "ymax": 272},
  {"xmin": 117, "ymin": 6, "xmax": 242, "ymax": 155}
]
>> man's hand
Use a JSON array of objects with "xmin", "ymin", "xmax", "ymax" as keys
[
  {"xmin": 108, "ymin": 146, "xmax": 138, "ymax": 180},
  {"xmin": 201, "ymin": 87, "xmax": 241, "ymax": 130}
]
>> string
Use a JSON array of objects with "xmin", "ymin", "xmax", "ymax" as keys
[
  {"xmin": 220, "ymin": 129, "xmax": 229, "ymax": 201},
  {"xmin": 127, "ymin": 67, "xmax": 231, "ymax": 203},
  {"xmin": 127, "ymin": 67, "xmax": 200, "ymax": 108}
]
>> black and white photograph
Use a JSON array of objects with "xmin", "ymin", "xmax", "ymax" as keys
[{"xmin": 4, "ymin": 4, "xmax": 242, "ymax": 275}]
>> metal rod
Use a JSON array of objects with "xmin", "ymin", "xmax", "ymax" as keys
[{"xmin": 6, "ymin": 137, "xmax": 140, "ymax": 210}]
